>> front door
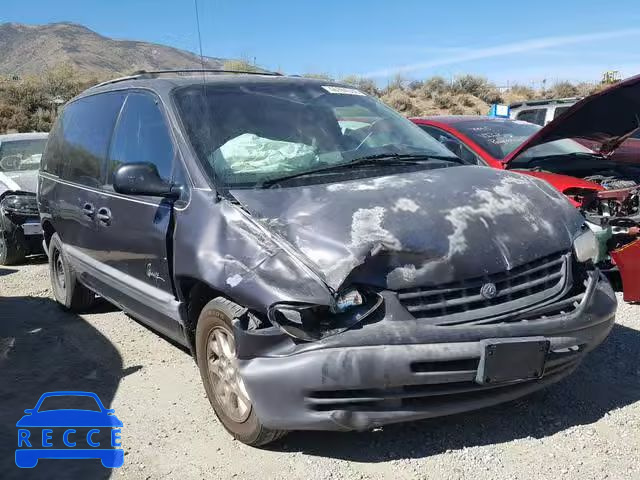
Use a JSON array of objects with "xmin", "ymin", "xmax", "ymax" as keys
[{"xmin": 90, "ymin": 91, "xmax": 181, "ymax": 339}]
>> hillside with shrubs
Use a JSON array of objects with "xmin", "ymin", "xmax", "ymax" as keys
[
  {"xmin": 0, "ymin": 61, "xmax": 611, "ymax": 134},
  {"xmin": 354, "ymin": 74, "xmax": 605, "ymax": 117}
]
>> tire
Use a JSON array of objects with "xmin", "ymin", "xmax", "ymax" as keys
[
  {"xmin": 0, "ymin": 231, "xmax": 26, "ymax": 265},
  {"xmin": 195, "ymin": 296, "xmax": 287, "ymax": 446},
  {"xmin": 48, "ymin": 232, "xmax": 96, "ymax": 311}
]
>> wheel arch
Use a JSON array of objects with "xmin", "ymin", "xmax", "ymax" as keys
[
  {"xmin": 41, "ymin": 219, "xmax": 56, "ymax": 251},
  {"xmin": 175, "ymin": 276, "xmax": 229, "ymax": 354}
]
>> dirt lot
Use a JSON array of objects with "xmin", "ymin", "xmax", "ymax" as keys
[{"xmin": 1, "ymin": 258, "xmax": 640, "ymax": 480}]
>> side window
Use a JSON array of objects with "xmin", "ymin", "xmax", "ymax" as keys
[
  {"xmin": 59, "ymin": 92, "xmax": 125, "ymax": 187},
  {"xmin": 419, "ymin": 125, "xmax": 483, "ymax": 165},
  {"xmin": 553, "ymin": 106, "xmax": 571, "ymax": 119},
  {"xmin": 516, "ymin": 109, "xmax": 546, "ymax": 126},
  {"xmin": 108, "ymin": 92, "xmax": 174, "ymax": 184},
  {"xmin": 41, "ymin": 118, "xmax": 63, "ymax": 175}
]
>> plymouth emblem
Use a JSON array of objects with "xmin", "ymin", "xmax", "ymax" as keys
[{"xmin": 480, "ymin": 282, "xmax": 498, "ymax": 299}]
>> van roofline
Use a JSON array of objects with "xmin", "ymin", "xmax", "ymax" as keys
[{"xmin": 88, "ymin": 69, "xmax": 283, "ymax": 91}]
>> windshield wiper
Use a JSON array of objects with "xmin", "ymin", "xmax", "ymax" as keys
[{"xmin": 261, "ymin": 154, "xmax": 464, "ymax": 188}]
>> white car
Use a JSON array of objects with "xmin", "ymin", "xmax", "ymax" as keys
[{"xmin": 0, "ymin": 132, "xmax": 48, "ymax": 264}]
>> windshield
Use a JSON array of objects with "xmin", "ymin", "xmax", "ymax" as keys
[
  {"xmin": 453, "ymin": 119, "xmax": 593, "ymax": 160},
  {"xmin": 0, "ymin": 138, "xmax": 47, "ymax": 172},
  {"xmin": 173, "ymin": 82, "xmax": 456, "ymax": 188}
]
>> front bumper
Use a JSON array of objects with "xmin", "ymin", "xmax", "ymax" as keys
[{"xmin": 236, "ymin": 271, "xmax": 617, "ymax": 431}]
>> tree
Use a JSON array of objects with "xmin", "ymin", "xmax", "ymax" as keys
[{"xmin": 43, "ymin": 63, "xmax": 84, "ymax": 102}]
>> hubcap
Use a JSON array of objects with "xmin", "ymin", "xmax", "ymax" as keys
[
  {"xmin": 53, "ymin": 250, "xmax": 66, "ymax": 292},
  {"xmin": 206, "ymin": 327, "xmax": 252, "ymax": 422}
]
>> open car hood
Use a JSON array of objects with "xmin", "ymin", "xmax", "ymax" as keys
[{"xmin": 505, "ymin": 74, "xmax": 640, "ymax": 163}]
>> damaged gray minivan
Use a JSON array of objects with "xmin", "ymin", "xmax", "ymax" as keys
[{"xmin": 39, "ymin": 71, "xmax": 617, "ymax": 446}]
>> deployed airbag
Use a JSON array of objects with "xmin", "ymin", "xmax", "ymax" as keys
[{"xmin": 210, "ymin": 133, "xmax": 318, "ymax": 174}]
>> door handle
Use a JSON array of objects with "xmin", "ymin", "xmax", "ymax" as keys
[
  {"xmin": 96, "ymin": 207, "xmax": 112, "ymax": 226},
  {"xmin": 82, "ymin": 203, "xmax": 95, "ymax": 218}
]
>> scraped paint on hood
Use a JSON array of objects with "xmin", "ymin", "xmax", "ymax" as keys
[
  {"xmin": 505, "ymin": 74, "xmax": 640, "ymax": 162},
  {"xmin": 231, "ymin": 166, "xmax": 584, "ymax": 291}
]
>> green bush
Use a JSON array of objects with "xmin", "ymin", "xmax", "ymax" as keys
[{"xmin": 0, "ymin": 63, "xmax": 94, "ymax": 133}]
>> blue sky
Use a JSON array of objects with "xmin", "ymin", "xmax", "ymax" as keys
[{"xmin": 3, "ymin": 0, "xmax": 640, "ymax": 86}]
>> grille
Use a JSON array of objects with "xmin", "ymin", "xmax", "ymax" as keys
[{"xmin": 396, "ymin": 251, "xmax": 571, "ymax": 325}]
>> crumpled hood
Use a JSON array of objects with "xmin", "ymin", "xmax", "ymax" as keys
[
  {"xmin": 231, "ymin": 166, "xmax": 584, "ymax": 291},
  {"xmin": 506, "ymin": 74, "xmax": 640, "ymax": 162},
  {"xmin": 0, "ymin": 170, "xmax": 38, "ymax": 196}
]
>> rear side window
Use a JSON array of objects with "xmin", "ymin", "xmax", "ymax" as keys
[
  {"xmin": 516, "ymin": 109, "xmax": 546, "ymax": 126},
  {"xmin": 553, "ymin": 106, "xmax": 571, "ymax": 119},
  {"xmin": 59, "ymin": 92, "xmax": 125, "ymax": 187},
  {"xmin": 42, "ymin": 120, "xmax": 63, "ymax": 175},
  {"xmin": 108, "ymin": 92, "xmax": 174, "ymax": 184}
]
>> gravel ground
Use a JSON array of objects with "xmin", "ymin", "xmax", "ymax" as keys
[{"xmin": 1, "ymin": 258, "xmax": 640, "ymax": 480}]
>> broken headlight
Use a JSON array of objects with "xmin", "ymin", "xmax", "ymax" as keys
[
  {"xmin": 573, "ymin": 227, "xmax": 600, "ymax": 263},
  {"xmin": 268, "ymin": 289, "xmax": 382, "ymax": 342}
]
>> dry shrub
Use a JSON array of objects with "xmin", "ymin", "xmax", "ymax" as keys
[
  {"xmin": 302, "ymin": 73, "xmax": 334, "ymax": 81},
  {"xmin": 503, "ymin": 84, "xmax": 536, "ymax": 104},
  {"xmin": 434, "ymin": 92, "xmax": 455, "ymax": 109},
  {"xmin": 381, "ymin": 89, "xmax": 418, "ymax": 115},
  {"xmin": 421, "ymin": 76, "xmax": 448, "ymax": 97},
  {"xmin": 544, "ymin": 81, "xmax": 579, "ymax": 99},
  {"xmin": 341, "ymin": 76, "xmax": 379, "ymax": 96},
  {"xmin": 222, "ymin": 59, "xmax": 261, "ymax": 73}
]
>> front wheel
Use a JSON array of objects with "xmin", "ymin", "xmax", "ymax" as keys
[{"xmin": 195, "ymin": 297, "xmax": 287, "ymax": 446}]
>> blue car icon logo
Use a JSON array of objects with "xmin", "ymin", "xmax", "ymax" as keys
[{"xmin": 15, "ymin": 391, "xmax": 123, "ymax": 468}]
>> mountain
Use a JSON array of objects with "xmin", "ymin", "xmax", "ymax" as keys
[{"xmin": 0, "ymin": 22, "xmax": 228, "ymax": 77}]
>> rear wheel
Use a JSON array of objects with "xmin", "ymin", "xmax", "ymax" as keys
[
  {"xmin": 195, "ymin": 297, "xmax": 287, "ymax": 446},
  {"xmin": 48, "ymin": 233, "xmax": 95, "ymax": 311}
]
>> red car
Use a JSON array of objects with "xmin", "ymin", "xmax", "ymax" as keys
[{"xmin": 411, "ymin": 75, "xmax": 640, "ymax": 302}]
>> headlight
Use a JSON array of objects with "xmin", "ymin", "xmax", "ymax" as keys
[
  {"xmin": 573, "ymin": 227, "xmax": 599, "ymax": 263},
  {"xmin": 268, "ymin": 289, "xmax": 382, "ymax": 342},
  {"xmin": 1, "ymin": 194, "xmax": 38, "ymax": 215}
]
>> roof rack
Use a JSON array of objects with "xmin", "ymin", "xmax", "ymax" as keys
[{"xmin": 89, "ymin": 68, "xmax": 283, "ymax": 90}]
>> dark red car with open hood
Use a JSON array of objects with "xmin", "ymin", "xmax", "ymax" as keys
[{"xmin": 412, "ymin": 74, "xmax": 640, "ymax": 302}]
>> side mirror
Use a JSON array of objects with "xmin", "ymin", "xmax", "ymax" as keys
[
  {"xmin": 113, "ymin": 163, "xmax": 178, "ymax": 198},
  {"xmin": 24, "ymin": 409, "xmax": 33, "ymax": 414}
]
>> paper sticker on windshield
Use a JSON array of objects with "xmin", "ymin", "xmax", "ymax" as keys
[{"xmin": 322, "ymin": 86, "xmax": 366, "ymax": 96}]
